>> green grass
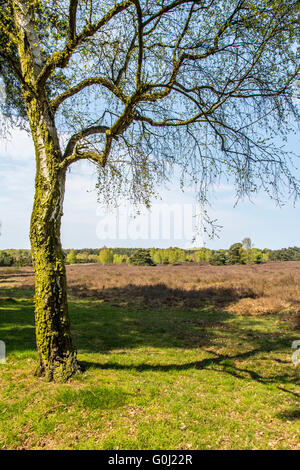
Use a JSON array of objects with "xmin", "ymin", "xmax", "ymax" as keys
[{"xmin": 0, "ymin": 289, "xmax": 299, "ymax": 450}]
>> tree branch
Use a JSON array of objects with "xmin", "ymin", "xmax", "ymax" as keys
[
  {"xmin": 37, "ymin": 0, "xmax": 134, "ymax": 88},
  {"xmin": 142, "ymin": 0, "xmax": 207, "ymax": 28},
  {"xmin": 50, "ymin": 76, "xmax": 128, "ymax": 112},
  {"xmin": 133, "ymin": 0, "xmax": 143, "ymax": 88},
  {"xmin": 68, "ymin": 0, "xmax": 79, "ymax": 41},
  {"xmin": 63, "ymin": 124, "xmax": 109, "ymax": 161}
]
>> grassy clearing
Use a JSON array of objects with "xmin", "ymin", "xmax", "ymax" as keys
[{"xmin": 0, "ymin": 280, "xmax": 299, "ymax": 450}]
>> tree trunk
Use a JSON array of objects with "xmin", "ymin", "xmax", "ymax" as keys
[
  {"xmin": 30, "ymin": 169, "xmax": 78, "ymax": 381},
  {"xmin": 29, "ymin": 103, "xmax": 78, "ymax": 381},
  {"xmin": 13, "ymin": 2, "xmax": 78, "ymax": 381}
]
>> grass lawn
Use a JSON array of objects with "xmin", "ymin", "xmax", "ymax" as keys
[{"xmin": 0, "ymin": 286, "xmax": 299, "ymax": 450}]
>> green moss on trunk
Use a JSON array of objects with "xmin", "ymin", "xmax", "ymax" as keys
[
  {"xmin": 14, "ymin": 5, "xmax": 79, "ymax": 382},
  {"xmin": 30, "ymin": 168, "xmax": 79, "ymax": 381},
  {"xmin": 28, "ymin": 99, "xmax": 79, "ymax": 382}
]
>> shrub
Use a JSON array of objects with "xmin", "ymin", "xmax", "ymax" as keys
[
  {"xmin": 167, "ymin": 248, "xmax": 178, "ymax": 264},
  {"xmin": 99, "ymin": 248, "xmax": 114, "ymax": 265},
  {"xmin": 195, "ymin": 248, "xmax": 211, "ymax": 263},
  {"xmin": 152, "ymin": 250, "xmax": 163, "ymax": 265},
  {"xmin": 128, "ymin": 249, "xmax": 155, "ymax": 266},
  {"xmin": 227, "ymin": 243, "xmax": 245, "ymax": 265},
  {"xmin": 66, "ymin": 249, "xmax": 77, "ymax": 264},
  {"xmin": 210, "ymin": 250, "xmax": 227, "ymax": 266},
  {"xmin": 113, "ymin": 254, "xmax": 127, "ymax": 265},
  {"xmin": 0, "ymin": 251, "xmax": 14, "ymax": 266}
]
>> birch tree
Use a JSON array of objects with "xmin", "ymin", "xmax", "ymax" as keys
[{"xmin": 0, "ymin": 0, "xmax": 299, "ymax": 381}]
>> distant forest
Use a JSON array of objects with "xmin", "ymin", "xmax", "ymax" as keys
[{"xmin": 1, "ymin": 243, "xmax": 300, "ymax": 267}]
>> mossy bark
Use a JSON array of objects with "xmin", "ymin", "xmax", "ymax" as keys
[
  {"xmin": 13, "ymin": 0, "xmax": 78, "ymax": 381},
  {"xmin": 29, "ymin": 101, "xmax": 78, "ymax": 382},
  {"xmin": 30, "ymin": 173, "xmax": 78, "ymax": 382}
]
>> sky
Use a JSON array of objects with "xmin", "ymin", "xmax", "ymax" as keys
[{"xmin": 0, "ymin": 126, "xmax": 299, "ymax": 251}]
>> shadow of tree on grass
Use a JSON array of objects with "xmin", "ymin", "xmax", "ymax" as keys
[
  {"xmin": 277, "ymin": 408, "xmax": 300, "ymax": 421},
  {"xmin": 0, "ymin": 284, "xmax": 298, "ymax": 398},
  {"xmin": 69, "ymin": 282, "xmax": 260, "ymax": 311}
]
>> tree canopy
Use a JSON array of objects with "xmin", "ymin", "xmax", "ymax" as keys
[{"xmin": 1, "ymin": 0, "xmax": 299, "ymax": 209}]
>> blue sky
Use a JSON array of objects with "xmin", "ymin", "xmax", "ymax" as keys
[{"xmin": 0, "ymin": 126, "xmax": 299, "ymax": 251}]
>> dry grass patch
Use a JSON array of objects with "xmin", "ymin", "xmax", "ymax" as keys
[
  {"xmin": 65, "ymin": 262, "xmax": 300, "ymax": 321},
  {"xmin": 1, "ymin": 262, "xmax": 300, "ymax": 322}
]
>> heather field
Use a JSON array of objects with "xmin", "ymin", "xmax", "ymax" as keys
[
  {"xmin": 0, "ymin": 262, "xmax": 299, "ymax": 449},
  {"xmin": 3, "ymin": 261, "xmax": 300, "ymax": 318}
]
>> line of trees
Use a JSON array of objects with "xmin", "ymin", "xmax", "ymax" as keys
[
  {"xmin": 0, "ymin": 249, "xmax": 32, "ymax": 267},
  {"xmin": 2, "ymin": 241, "xmax": 300, "ymax": 267}
]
